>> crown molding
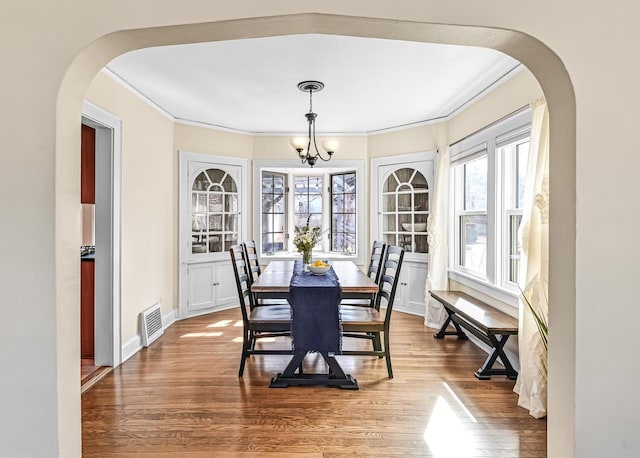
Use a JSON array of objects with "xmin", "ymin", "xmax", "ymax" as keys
[{"xmin": 101, "ymin": 63, "xmax": 523, "ymax": 137}]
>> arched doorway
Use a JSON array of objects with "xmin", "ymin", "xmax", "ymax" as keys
[{"xmin": 57, "ymin": 13, "xmax": 575, "ymax": 456}]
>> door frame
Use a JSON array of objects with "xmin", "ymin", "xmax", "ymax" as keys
[{"xmin": 81, "ymin": 101, "xmax": 122, "ymax": 367}]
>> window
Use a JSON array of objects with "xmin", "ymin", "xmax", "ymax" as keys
[
  {"xmin": 502, "ymin": 138, "xmax": 530, "ymax": 284},
  {"xmin": 261, "ymin": 171, "xmax": 287, "ymax": 254},
  {"xmin": 294, "ymin": 176, "xmax": 324, "ymax": 245},
  {"xmin": 455, "ymin": 156, "xmax": 488, "ymax": 276},
  {"xmin": 330, "ymin": 172, "xmax": 357, "ymax": 253},
  {"xmin": 449, "ymin": 108, "xmax": 532, "ymax": 299},
  {"xmin": 256, "ymin": 165, "xmax": 362, "ymax": 258}
]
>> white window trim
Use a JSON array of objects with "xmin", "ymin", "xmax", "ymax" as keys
[
  {"xmin": 498, "ymin": 137, "xmax": 531, "ymax": 291},
  {"xmin": 448, "ymin": 108, "xmax": 532, "ymax": 307},
  {"xmin": 253, "ymin": 159, "xmax": 366, "ymax": 265}
]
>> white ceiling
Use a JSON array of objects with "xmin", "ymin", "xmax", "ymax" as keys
[{"xmin": 106, "ymin": 34, "xmax": 520, "ymax": 135}]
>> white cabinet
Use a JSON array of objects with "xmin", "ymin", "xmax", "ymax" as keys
[
  {"xmin": 394, "ymin": 260, "xmax": 429, "ymax": 315},
  {"xmin": 179, "ymin": 152, "xmax": 248, "ymax": 319},
  {"xmin": 371, "ymin": 151, "xmax": 435, "ymax": 317},
  {"xmin": 186, "ymin": 261, "xmax": 236, "ymax": 313}
]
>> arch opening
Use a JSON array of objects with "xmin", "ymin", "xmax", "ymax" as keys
[{"xmin": 57, "ymin": 13, "xmax": 575, "ymax": 457}]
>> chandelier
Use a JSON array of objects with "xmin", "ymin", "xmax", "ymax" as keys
[{"xmin": 290, "ymin": 80, "xmax": 336, "ymax": 167}]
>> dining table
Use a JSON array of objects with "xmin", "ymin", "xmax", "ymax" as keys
[{"xmin": 251, "ymin": 260, "xmax": 379, "ymax": 389}]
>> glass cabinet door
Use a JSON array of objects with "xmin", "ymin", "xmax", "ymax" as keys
[
  {"xmin": 191, "ymin": 168, "xmax": 239, "ymax": 255},
  {"xmin": 381, "ymin": 167, "xmax": 429, "ymax": 254}
]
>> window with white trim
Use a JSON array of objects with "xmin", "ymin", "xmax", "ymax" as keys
[
  {"xmin": 454, "ymin": 155, "xmax": 488, "ymax": 277},
  {"xmin": 450, "ymin": 109, "xmax": 532, "ymax": 297},
  {"xmin": 501, "ymin": 138, "xmax": 530, "ymax": 286},
  {"xmin": 330, "ymin": 171, "xmax": 357, "ymax": 253},
  {"xmin": 258, "ymin": 167, "xmax": 359, "ymax": 257},
  {"xmin": 261, "ymin": 171, "xmax": 287, "ymax": 254}
]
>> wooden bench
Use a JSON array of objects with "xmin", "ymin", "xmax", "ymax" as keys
[{"xmin": 429, "ymin": 290, "xmax": 519, "ymax": 380}]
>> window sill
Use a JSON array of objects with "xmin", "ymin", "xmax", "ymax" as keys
[
  {"xmin": 447, "ymin": 269, "xmax": 520, "ymax": 308},
  {"xmin": 262, "ymin": 251, "xmax": 362, "ymax": 264}
]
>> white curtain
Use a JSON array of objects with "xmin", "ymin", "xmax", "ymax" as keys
[
  {"xmin": 424, "ymin": 147, "xmax": 450, "ymax": 328},
  {"xmin": 513, "ymin": 98, "xmax": 550, "ymax": 418}
]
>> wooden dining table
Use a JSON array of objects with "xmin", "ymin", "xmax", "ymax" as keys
[
  {"xmin": 251, "ymin": 260, "xmax": 379, "ymax": 389},
  {"xmin": 251, "ymin": 260, "xmax": 379, "ymax": 300}
]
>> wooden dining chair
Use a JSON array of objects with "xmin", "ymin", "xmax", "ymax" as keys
[
  {"xmin": 242, "ymin": 240, "xmax": 262, "ymax": 284},
  {"xmin": 229, "ymin": 245, "xmax": 292, "ymax": 376},
  {"xmin": 242, "ymin": 240, "xmax": 288, "ymax": 307},
  {"xmin": 341, "ymin": 245, "xmax": 405, "ymax": 378},
  {"xmin": 341, "ymin": 240, "xmax": 386, "ymax": 308}
]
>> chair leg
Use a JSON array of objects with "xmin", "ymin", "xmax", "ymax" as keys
[
  {"xmin": 239, "ymin": 329, "xmax": 249, "ymax": 377},
  {"xmin": 250, "ymin": 331, "xmax": 257, "ymax": 352},
  {"xmin": 383, "ymin": 331, "xmax": 393, "ymax": 379},
  {"xmin": 372, "ymin": 332, "xmax": 382, "ymax": 355}
]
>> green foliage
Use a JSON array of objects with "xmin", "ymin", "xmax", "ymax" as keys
[{"xmin": 521, "ymin": 287, "xmax": 549, "ymax": 382}]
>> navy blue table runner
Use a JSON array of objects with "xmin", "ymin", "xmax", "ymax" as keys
[{"xmin": 289, "ymin": 260, "xmax": 342, "ymax": 354}]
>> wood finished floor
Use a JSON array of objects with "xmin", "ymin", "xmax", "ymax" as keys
[{"xmin": 82, "ymin": 308, "xmax": 546, "ymax": 457}]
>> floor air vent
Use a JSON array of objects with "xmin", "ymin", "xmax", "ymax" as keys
[{"xmin": 141, "ymin": 303, "xmax": 164, "ymax": 347}]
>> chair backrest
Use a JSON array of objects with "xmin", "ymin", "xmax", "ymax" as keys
[
  {"xmin": 242, "ymin": 240, "xmax": 261, "ymax": 285},
  {"xmin": 374, "ymin": 245, "xmax": 405, "ymax": 322},
  {"xmin": 367, "ymin": 241, "xmax": 386, "ymax": 285},
  {"xmin": 229, "ymin": 245, "xmax": 255, "ymax": 321}
]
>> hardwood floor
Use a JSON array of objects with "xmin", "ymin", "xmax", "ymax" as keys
[{"xmin": 82, "ymin": 308, "xmax": 546, "ymax": 457}]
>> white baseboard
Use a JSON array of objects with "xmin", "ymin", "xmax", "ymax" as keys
[
  {"xmin": 392, "ymin": 305, "xmax": 425, "ymax": 317},
  {"xmin": 121, "ymin": 334, "xmax": 142, "ymax": 364},
  {"xmin": 121, "ymin": 307, "xmax": 178, "ymax": 364},
  {"xmin": 178, "ymin": 302, "xmax": 239, "ymax": 320}
]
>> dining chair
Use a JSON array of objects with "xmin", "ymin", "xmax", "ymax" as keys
[
  {"xmin": 341, "ymin": 245, "xmax": 405, "ymax": 378},
  {"xmin": 242, "ymin": 240, "xmax": 289, "ymax": 307},
  {"xmin": 341, "ymin": 240, "xmax": 386, "ymax": 309},
  {"xmin": 242, "ymin": 240, "xmax": 262, "ymax": 284},
  {"xmin": 229, "ymin": 245, "xmax": 292, "ymax": 376}
]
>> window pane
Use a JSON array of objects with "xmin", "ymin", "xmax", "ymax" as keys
[
  {"xmin": 273, "ymin": 175, "xmax": 284, "ymax": 193},
  {"xmin": 308, "ymin": 194, "xmax": 323, "ymax": 213},
  {"xmin": 384, "ymin": 174, "xmax": 398, "ymax": 192},
  {"xmin": 460, "ymin": 214, "xmax": 487, "ymax": 274},
  {"xmin": 516, "ymin": 141, "xmax": 530, "ymax": 209},
  {"xmin": 332, "ymin": 174, "xmax": 344, "ymax": 193},
  {"xmin": 464, "ymin": 157, "xmax": 487, "ymax": 211},
  {"xmin": 509, "ymin": 214, "xmax": 523, "ymax": 283},
  {"xmin": 332, "ymin": 194, "xmax": 343, "ymax": 213},
  {"xmin": 330, "ymin": 171, "xmax": 357, "ymax": 253},
  {"xmin": 261, "ymin": 171, "xmax": 287, "ymax": 254},
  {"xmin": 344, "ymin": 173, "xmax": 356, "ymax": 192}
]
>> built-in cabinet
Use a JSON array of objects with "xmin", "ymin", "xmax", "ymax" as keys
[
  {"xmin": 179, "ymin": 152, "xmax": 248, "ymax": 319},
  {"xmin": 186, "ymin": 261, "xmax": 236, "ymax": 313},
  {"xmin": 394, "ymin": 261, "xmax": 429, "ymax": 315},
  {"xmin": 371, "ymin": 151, "xmax": 435, "ymax": 316}
]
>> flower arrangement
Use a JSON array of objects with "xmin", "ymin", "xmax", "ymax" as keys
[{"xmin": 293, "ymin": 215, "xmax": 322, "ymax": 266}]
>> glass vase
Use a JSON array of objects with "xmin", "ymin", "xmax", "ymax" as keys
[{"xmin": 302, "ymin": 250, "xmax": 312, "ymax": 271}]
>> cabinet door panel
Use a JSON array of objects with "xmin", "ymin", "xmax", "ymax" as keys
[
  {"xmin": 215, "ymin": 261, "xmax": 237, "ymax": 306},
  {"xmin": 187, "ymin": 263, "xmax": 216, "ymax": 311},
  {"xmin": 405, "ymin": 262, "xmax": 428, "ymax": 312}
]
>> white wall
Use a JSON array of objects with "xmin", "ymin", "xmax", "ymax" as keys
[
  {"xmin": 84, "ymin": 72, "xmax": 176, "ymax": 346},
  {"xmin": 2, "ymin": 4, "xmax": 637, "ymax": 457}
]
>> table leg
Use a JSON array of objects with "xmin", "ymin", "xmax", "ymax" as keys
[{"xmin": 270, "ymin": 351, "xmax": 358, "ymax": 389}]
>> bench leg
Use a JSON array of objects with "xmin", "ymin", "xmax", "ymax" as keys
[
  {"xmin": 475, "ymin": 334, "xmax": 518, "ymax": 380},
  {"xmin": 434, "ymin": 309, "xmax": 469, "ymax": 340}
]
